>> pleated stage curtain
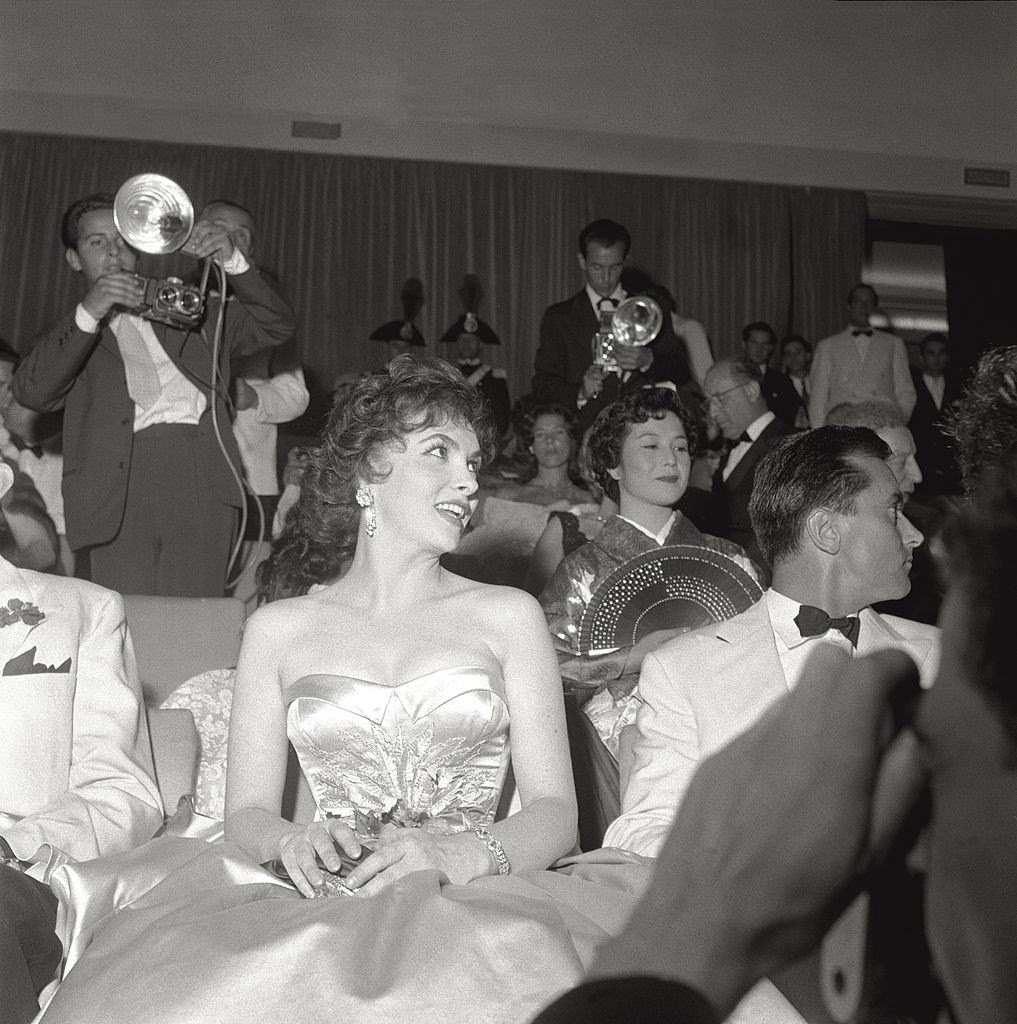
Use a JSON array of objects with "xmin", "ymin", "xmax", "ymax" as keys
[{"xmin": 0, "ymin": 130, "xmax": 866, "ymax": 415}]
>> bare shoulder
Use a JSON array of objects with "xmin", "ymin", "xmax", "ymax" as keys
[{"xmin": 444, "ymin": 574, "xmax": 545, "ymax": 638}]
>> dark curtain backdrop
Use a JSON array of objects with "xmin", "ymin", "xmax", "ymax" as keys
[{"xmin": 0, "ymin": 130, "xmax": 866, "ymax": 420}]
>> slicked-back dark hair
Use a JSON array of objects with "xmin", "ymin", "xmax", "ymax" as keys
[
  {"xmin": 749, "ymin": 426, "xmax": 890, "ymax": 566},
  {"xmin": 846, "ymin": 282, "xmax": 879, "ymax": 306},
  {"xmin": 60, "ymin": 193, "xmax": 117, "ymax": 250},
  {"xmin": 589, "ymin": 387, "xmax": 698, "ymax": 504},
  {"xmin": 258, "ymin": 355, "xmax": 497, "ymax": 600},
  {"xmin": 578, "ymin": 219, "xmax": 631, "ymax": 259}
]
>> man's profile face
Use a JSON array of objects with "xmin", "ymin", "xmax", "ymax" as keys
[
  {"xmin": 744, "ymin": 329, "xmax": 775, "ymax": 369},
  {"xmin": 876, "ymin": 425, "xmax": 923, "ymax": 496},
  {"xmin": 832, "ymin": 456, "xmax": 923, "ymax": 606},
  {"xmin": 920, "ymin": 339, "xmax": 948, "ymax": 376},
  {"xmin": 578, "ymin": 241, "xmax": 626, "ymax": 298},
  {"xmin": 200, "ymin": 203, "xmax": 254, "ymax": 258},
  {"xmin": 704, "ymin": 368, "xmax": 755, "ymax": 441},
  {"xmin": 65, "ymin": 209, "xmax": 138, "ymax": 288},
  {"xmin": 847, "ymin": 287, "xmax": 877, "ymax": 329}
]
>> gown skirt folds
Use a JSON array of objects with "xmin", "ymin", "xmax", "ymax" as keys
[{"xmin": 41, "ymin": 667, "xmax": 654, "ymax": 1024}]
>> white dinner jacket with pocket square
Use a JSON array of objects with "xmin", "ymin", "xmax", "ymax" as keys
[
  {"xmin": 604, "ymin": 595, "xmax": 939, "ymax": 858},
  {"xmin": 0, "ymin": 558, "xmax": 162, "ymax": 878}
]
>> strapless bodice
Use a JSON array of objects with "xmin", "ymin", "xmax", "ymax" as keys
[{"xmin": 285, "ymin": 666, "xmax": 510, "ymax": 839}]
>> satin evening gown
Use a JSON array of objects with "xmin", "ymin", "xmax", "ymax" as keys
[{"xmin": 40, "ymin": 666, "xmax": 653, "ymax": 1024}]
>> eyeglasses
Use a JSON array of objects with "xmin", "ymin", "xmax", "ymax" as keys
[{"xmin": 704, "ymin": 382, "xmax": 748, "ymax": 409}]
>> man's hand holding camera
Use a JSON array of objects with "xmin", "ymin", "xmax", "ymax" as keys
[{"xmin": 80, "ymin": 272, "xmax": 146, "ymax": 322}]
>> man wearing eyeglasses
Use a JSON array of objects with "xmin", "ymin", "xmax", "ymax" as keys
[{"xmin": 703, "ymin": 357, "xmax": 790, "ymax": 570}]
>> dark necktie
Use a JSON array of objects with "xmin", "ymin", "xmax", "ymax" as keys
[
  {"xmin": 737, "ymin": 431, "xmax": 752, "ymax": 444},
  {"xmin": 851, "ymin": 329, "xmax": 873, "ymax": 337},
  {"xmin": 794, "ymin": 605, "xmax": 860, "ymax": 648}
]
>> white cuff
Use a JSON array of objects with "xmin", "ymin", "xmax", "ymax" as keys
[
  {"xmin": 222, "ymin": 250, "xmax": 250, "ymax": 275},
  {"xmin": 74, "ymin": 303, "xmax": 100, "ymax": 334}
]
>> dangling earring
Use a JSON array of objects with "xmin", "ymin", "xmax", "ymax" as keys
[{"xmin": 355, "ymin": 487, "xmax": 377, "ymax": 537}]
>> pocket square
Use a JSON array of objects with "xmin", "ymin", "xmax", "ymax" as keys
[{"xmin": 3, "ymin": 646, "xmax": 72, "ymax": 676}]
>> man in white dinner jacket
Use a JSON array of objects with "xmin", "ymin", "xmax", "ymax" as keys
[
  {"xmin": 0, "ymin": 459, "xmax": 162, "ymax": 1023},
  {"xmin": 605, "ymin": 425, "xmax": 939, "ymax": 859}
]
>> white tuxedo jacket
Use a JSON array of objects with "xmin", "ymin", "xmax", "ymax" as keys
[
  {"xmin": 808, "ymin": 327, "xmax": 917, "ymax": 427},
  {"xmin": 604, "ymin": 596, "xmax": 939, "ymax": 857},
  {"xmin": 0, "ymin": 560, "xmax": 162, "ymax": 877}
]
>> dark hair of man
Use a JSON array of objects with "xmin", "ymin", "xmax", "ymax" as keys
[
  {"xmin": 257, "ymin": 355, "xmax": 496, "ymax": 600},
  {"xmin": 846, "ymin": 282, "xmax": 879, "ymax": 307},
  {"xmin": 782, "ymin": 334, "xmax": 812, "ymax": 355},
  {"xmin": 589, "ymin": 387, "xmax": 698, "ymax": 504},
  {"xmin": 825, "ymin": 400, "xmax": 905, "ymax": 431},
  {"xmin": 950, "ymin": 345, "xmax": 1017, "ymax": 495},
  {"xmin": 919, "ymin": 332, "xmax": 949, "ymax": 353},
  {"xmin": 741, "ymin": 321, "xmax": 778, "ymax": 347},
  {"xmin": 515, "ymin": 403, "xmax": 584, "ymax": 485},
  {"xmin": 60, "ymin": 193, "xmax": 117, "ymax": 250},
  {"xmin": 943, "ymin": 456, "xmax": 1017, "ymax": 744},
  {"xmin": 578, "ymin": 219, "xmax": 631, "ymax": 259},
  {"xmin": 749, "ymin": 426, "xmax": 891, "ymax": 566}
]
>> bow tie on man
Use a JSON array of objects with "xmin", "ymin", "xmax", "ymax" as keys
[
  {"xmin": 794, "ymin": 604, "xmax": 861, "ymax": 647},
  {"xmin": 851, "ymin": 329, "xmax": 873, "ymax": 337}
]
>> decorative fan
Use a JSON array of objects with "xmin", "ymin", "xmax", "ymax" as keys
[{"xmin": 577, "ymin": 544, "xmax": 763, "ymax": 653}]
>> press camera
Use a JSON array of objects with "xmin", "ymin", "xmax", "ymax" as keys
[{"xmin": 130, "ymin": 274, "xmax": 205, "ymax": 330}]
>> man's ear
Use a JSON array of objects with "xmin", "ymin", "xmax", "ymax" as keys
[
  {"xmin": 744, "ymin": 380, "xmax": 762, "ymax": 403},
  {"xmin": 576, "ymin": 251, "xmax": 588, "ymax": 274},
  {"xmin": 805, "ymin": 507, "xmax": 841, "ymax": 555},
  {"xmin": 65, "ymin": 247, "xmax": 82, "ymax": 274},
  {"xmin": 606, "ymin": 464, "xmax": 621, "ymax": 482},
  {"xmin": 0, "ymin": 462, "xmax": 14, "ymax": 503}
]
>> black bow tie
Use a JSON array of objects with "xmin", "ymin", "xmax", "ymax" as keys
[
  {"xmin": 737, "ymin": 431, "xmax": 752, "ymax": 444},
  {"xmin": 458, "ymin": 360, "xmax": 482, "ymax": 368},
  {"xmin": 794, "ymin": 605, "xmax": 860, "ymax": 647},
  {"xmin": 851, "ymin": 329, "xmax": 873, "ymax": 337}
]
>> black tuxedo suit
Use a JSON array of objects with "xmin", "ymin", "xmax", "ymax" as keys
[
  {"xmin": 908, "ymin": 367, "xmax": 963, "ymax": 495},
  {"xmin": 760, "ymin": 367, "xmax": 801, "ymax": 429},
  {"xmin": 711, "ymin": 416, "xmax": 792, "ymax": 569},
  {"xmin": 532, "ymin": 290, "xmax": 688, "ymax": 430}
]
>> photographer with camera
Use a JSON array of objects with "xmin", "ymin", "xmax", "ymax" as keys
[{"xmin": 12, "ymin": 192, "xmax": 297, "ymax": 597}]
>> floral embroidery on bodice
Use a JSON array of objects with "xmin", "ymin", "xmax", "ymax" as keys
[{"xmin": 285, "ymin": 666, "xmax": 510, "ymax": 842}]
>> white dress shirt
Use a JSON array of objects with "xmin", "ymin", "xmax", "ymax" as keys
[{"xmin": 722, "ymin": 410, "xmax": 775, "ymax": 481}]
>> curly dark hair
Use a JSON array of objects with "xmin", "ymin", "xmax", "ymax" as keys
[
  {"xmin": 949, "ymin": 346, "xmax": 1017, "ymax": 496},
  {"xmin": 513, "ymin": 404, "xmax": 584, "ymax": 485},
  {"xmin": 943, "ymin": 457, "xmax": 1017, "ymax": 745},
  {"xmin": 589, "ymin": 388, "xmax": 698, "ymax": 504},
  {"xmin": 257, "ymin": 356, "xmax": 497, "ymax": 600}
]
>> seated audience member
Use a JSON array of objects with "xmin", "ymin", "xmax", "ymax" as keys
[
  {"xmin": 703, "ymin": 357, "xmax": 792, "ymax": 571},
  {"xmin": 538, "ymin": 457, "xmax": 1017, "ymax": 1024},
  {"xmin": 451, "ymin": 405, "xmax": 591, "ymax": 587},
  {"xmin": 439, "ymin": 274, "xmax": 511, "ymax": 437},
  {"xmin": 781, "ymin": 333, "xmax": 812, "ymax": 429},
  {"xmin": 12, "ymin": 192, "xmax": 296, "ymax": 597},
  {"xmin": 827, "ymin": 400, "xmax": 943, "ymax": 624},
  {"xmin": 808, "ymin": 283, "xmax": 916, "ymax": 428},
  {"xmin": 370, "ymin": 277, "xmax": 426, "ymax": 369},
  {"xmin": 741, "ymin": 321, "xmax": 800, "ymax": 429},
  {"xmin": 909, "ymin": 332, "xmax": 963, "ymax": 496},
  {"xmin": 525, "ymin": 427, "xmax": 618, "ymax": 597},
  {"xmin": 605, "ymin": 426, "xmax": 939, "ymax": 859},
  {"xmin": 0, "ymin": 459, "xmax": 162, "ymax": 1023},
  {"xmin": 541, "ymin": 387, "xmax": 760, "ymax": 757}
]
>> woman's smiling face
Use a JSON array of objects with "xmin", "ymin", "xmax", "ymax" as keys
[{"xmin": 611, "ymin": 411, "xmax": 691, "ymax": 516}]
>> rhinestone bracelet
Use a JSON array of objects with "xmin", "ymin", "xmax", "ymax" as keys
[{"xmin": 461, "ymin": 820, "xmax": 511, "ymax": 876}]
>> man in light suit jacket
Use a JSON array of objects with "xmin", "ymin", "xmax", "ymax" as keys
[
  {"xmin": 0, "ymin": 460, "xmax": 162, "ymax": 1022},
  {"xmin": 605, "ymin": 425, "xmax": 938, "ymax": 859},
  {"xmin": 531, "ymin": 219, "xmax": 687, "ymax": 432},
  {"xmin": 704, "ymin": 357, "xmax": 791, "ymax": 571},
  {"xmin": 808, "ymin": 284, "xmax": 916, "ymax": 427},
  {"xmin": 13, "ymin": 193, "xmax": 297, "ymax": 597}
]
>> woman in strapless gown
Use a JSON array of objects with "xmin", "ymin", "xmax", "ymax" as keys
[{"xmin": 39, "ymin": 357, "xmax": 653, "ymax": 1024}]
